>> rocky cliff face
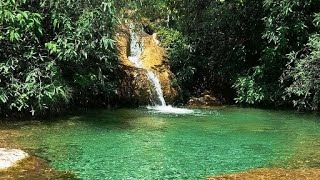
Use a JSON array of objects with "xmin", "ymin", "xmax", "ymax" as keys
[{"xmin": 115, "ymin": 24, "xmax": 178, "ymax": 105}]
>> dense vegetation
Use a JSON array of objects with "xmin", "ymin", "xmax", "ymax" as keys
[
  {"xmin": 0, "ymin": 0, "xmax": 118, "ymax": 116},
  {"xmin": 1, "ymin": 0, "xmax": 320, "ymax": 116},
  {"xmin": 139, "ymin": 0, "xmax": 320, "ymax": 110}
]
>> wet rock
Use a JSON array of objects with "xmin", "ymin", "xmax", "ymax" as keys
[
  {"xmin": 0, "ymin": 148, "xmax": 28, "ymax": 170},
  {"xmin": 118, "ymin": 64, "xmax": 153, "ymax": 105},
  {"xmin": 115, "ymin": 24, "xmax": 178, "ymax": 105},
  {"xmin": 140, "ymin": 33, "xmax": 178, "ymax": 103},
  {"xmin": 188, "ymin": 90, "xmax": 225, "ymax": 106}
]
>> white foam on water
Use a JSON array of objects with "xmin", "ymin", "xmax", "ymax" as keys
[{"xmin": 147, "ymin": 105, "xmax": 194, "ymax": 114}]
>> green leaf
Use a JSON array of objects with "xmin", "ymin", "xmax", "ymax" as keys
[
  {"xmin": 53, "ymin": 18, "xmax": 58, "ymax": 29},
  {"xmin": 21, "ymin": 11, "xmax": 28, "ymax": 19},
  {"xmin": 9, "ymin": 30, "xmax": 15, "ymax": 41}
]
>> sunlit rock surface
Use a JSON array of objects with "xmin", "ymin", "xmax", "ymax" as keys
[
  {"xmin": 0, "ymin": 156, "xmax": 77, "ymax": 179},
  {"xmin": 115, "ymin": 24, "xmax": 178, "ymax": 105},
  {"xmin": 141, "ymin": 33, "xmax": 178, "ymax": 103},
  {"xmin": 0, "ymin": 148, "xmax": 28, "ymax": 170}
]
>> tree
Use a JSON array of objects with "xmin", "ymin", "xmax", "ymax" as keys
[
  {"xmin": 234, "ymin": 0, "xmax": 320, "ymax": 107},
  {"xmin": 167, "ymin": 0, "xmax": 265, "ymax": 101},
  {"xmin": 0, "ymin": 0, "xmax": 118, "ymax": 116},
  {"xmin": 282, "ymin": 13, "xmax": 320, "ymax": 110}
]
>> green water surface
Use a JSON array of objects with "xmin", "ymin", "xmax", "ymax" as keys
[{"xmin": 10, "ymin": 107, "xmax": 320, "ymax": 179}]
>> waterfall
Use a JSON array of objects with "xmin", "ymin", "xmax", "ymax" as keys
[
  {"xmin": 127, "ymin": 24, "xmax": 194, "ymax": 114},
  {"xmin": 128, "ymin": 25, "xmax": 166, "ymax": 106}
]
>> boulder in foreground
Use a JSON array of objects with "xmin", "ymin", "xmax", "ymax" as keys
[{"xmin": 0, "ymin": 148, "xmax": 28, "ymax": 170}]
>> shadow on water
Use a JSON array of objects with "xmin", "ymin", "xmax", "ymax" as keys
[
  {"xmin": 1, "ymin": 106, "xmax": 320, "ymax": 179},
  {"xmin": 0, "ymin": 108, "xmax": 146, "ymax": 131}
]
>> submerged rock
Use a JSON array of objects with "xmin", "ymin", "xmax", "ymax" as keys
[
  {"xmin": 0, "ymin": 155, "xmax": 78, "ymax": 179},
  {"xmin": 0, "ymin": 148, "xmax": 28, "ymax": 170},
  {"xmin": 206, "ymin": 168, "xmax": 320, "ymax": 180},
  {"xmin": 0, "ymin": 130, "xmax": 77, "ymax": 179}
]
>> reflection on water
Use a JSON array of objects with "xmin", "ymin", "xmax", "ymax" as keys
[{"xmin": 5, "ymin": 107, "xmax": 320, "ymax": 179}]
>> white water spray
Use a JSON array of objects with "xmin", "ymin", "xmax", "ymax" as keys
[
  {"xmin": 128, "ymin": 24, "xmax": 193, "ymax": 114},
  {"xmin": 128, "ymin": 24, "xmax": 166, "ymax": 106},
  {"xmin": 146, "ymin": 71, "xmax": 166, "ymax": 106}
]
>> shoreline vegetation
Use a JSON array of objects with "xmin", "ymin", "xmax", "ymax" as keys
[
  {"xmin": 1, "ymin": 0, "xmax": 320, "ymax": 117},
  {"xmin": 1, "ymin": 0, "xmax": 320, "ymax": 179}
]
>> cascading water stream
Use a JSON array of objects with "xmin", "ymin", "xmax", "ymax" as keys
[
  {"xmin": 128, "ymin": 24, "xmax": 166, "ymax": 106},
  {"xmin": 128, "ymin": 24, "xmax": 193, "ymax": 114},
  {"xmin": 146, "ymin": 71, "xmax": 166, "ymax": 106}
]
